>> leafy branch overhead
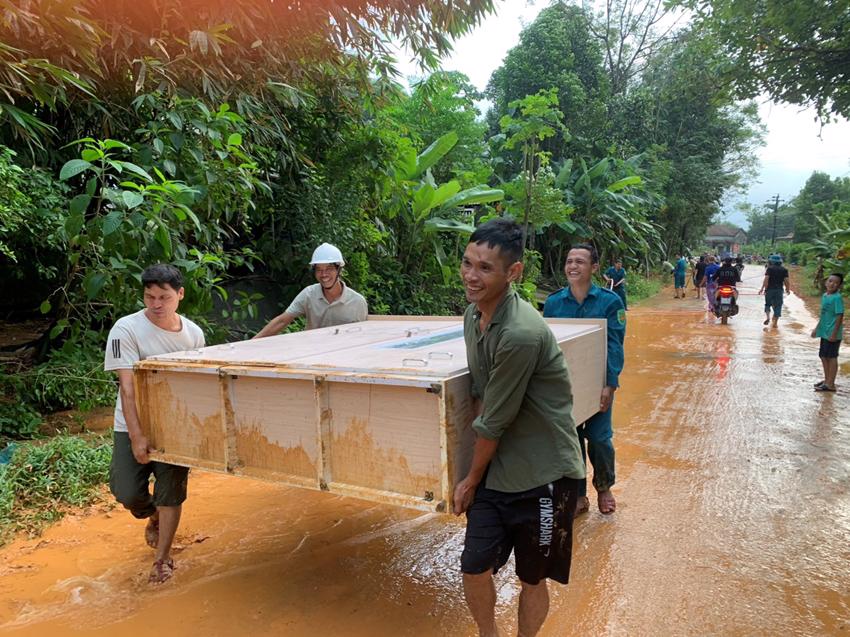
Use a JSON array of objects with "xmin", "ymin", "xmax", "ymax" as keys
[{"xmin": 0, "ymin": 0, "xmax": 496, "ymax": 146}]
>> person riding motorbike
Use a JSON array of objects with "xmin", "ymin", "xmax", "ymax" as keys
[
  {"xmin": 734, "ymin": 256, "xmax": 745, "ymax": 280},
  {"xmin": 714, "ymin": 256, "xmax": 741, "ymax": 315}
]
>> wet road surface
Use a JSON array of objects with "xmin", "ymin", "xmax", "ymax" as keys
[{"xmin": 1, "ymin": 271, "xmax": 848, "ymax": 636}]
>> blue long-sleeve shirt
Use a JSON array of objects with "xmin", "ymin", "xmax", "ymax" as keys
[{"xmin": 542, "ymin": 284, "xmax": 626, "ymax": 388}]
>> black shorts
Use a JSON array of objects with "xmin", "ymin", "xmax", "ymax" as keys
[
  {"xmin": 460, "ymin": 476, "xmax": 581, "ymax": 585},
  {"xmin": 110, "ymin": 431, "xmax": 189, "ymax": 518},
  {"xmin": 819, "ymin": 338, "xmax": 841, "ymax": 359}
]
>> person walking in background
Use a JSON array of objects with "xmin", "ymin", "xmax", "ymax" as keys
[
  {"xmin": 673, "ymin": 254, "xmax": 688, "ymax": 299},
  {"xmin": 703, "ymin": 256, "xmax": 720, "ymax": 313},
  {"xmin": 811, "ymin": 273, "xmax": 844, "ymax": 392},
  {"xmin": 544, "ymin": 244, "xmax": 625, "ymax": 516},
  {"xmin": 758, "ymin": 254, "xmax": 790, "ymax": 328},
  {"xmin": 603, "ymin": 259, "xmax": 628, "ymax": 310},
  {"xmin": 694, "ymin": 255, "xmax": 708, "ymax": 300}
]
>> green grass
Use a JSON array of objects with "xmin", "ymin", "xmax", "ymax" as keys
[
  {"xmin": 0, "ymin": 433, "xmax": 112, "ymax": 544},
  {"xmin": 628, "ymin": 274, "xmax": 664, "ymax": 304}
]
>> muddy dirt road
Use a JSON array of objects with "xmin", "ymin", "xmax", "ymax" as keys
[{"xmin": 1, "ymin": 271, "xmax": 848, "ymax": 636}]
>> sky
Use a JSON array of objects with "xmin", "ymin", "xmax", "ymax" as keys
[{"xmin": 394, "ymin": 0, "xmax": 850, "ymax": 231}]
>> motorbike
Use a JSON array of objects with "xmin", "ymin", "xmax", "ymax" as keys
[{"xmin": 714, "ymin": 285, "xmax": 739, "ymax": 324}]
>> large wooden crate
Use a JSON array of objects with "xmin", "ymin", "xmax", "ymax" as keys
[{"xmin": 134, "ymin": 316, "xmax": 606, "ymax": 511}]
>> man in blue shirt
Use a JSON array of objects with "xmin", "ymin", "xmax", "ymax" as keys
[
  {"xmin": 543, "ymin": 244, "xmax": 626, "ymax": 515},
  {"xmin": 702, "ymin": 256, "xmax": 721, "ymax": 313},
  {"xmin": 603, "ymin": 259, "xmax": 627, "ymax": 309},
  {"xmin": 673, "ymin": 254, "xmax": 688, "ymax": 299}
]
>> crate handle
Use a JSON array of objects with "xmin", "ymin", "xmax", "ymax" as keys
[
  {"xmin": 427, "ymin": 351, "xmax": 453, "ymax": 361},
  {"xmin": 402, "ymin": 358, "xmax": 428, "ymax": 367},
  {"xmin": 344, "ymin": 326, "xmax": 363, "ymax": 333},
  {"xmin": 404, "ymin": 327, "xmax": 423, "ymax": 337}
]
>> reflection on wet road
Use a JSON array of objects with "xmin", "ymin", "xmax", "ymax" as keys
[{"xmin": 1, "ymin": 273, "xmax": 847, "ymax": 636}]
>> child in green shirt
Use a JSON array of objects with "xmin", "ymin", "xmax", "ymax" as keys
[{"xmin": 812, "ymin": 273, "xmax": 844, "ymax": 392}]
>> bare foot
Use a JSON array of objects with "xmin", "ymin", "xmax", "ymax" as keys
[
  {"xmin": 597, "ymin": 490, "xmax": 616, "ymax": 515},
  {"xmin": 575, "ymin": 496, "xmax": 590, "ymax": 516},
  {"xmin": 145, "ymin": 517, "xmax": 159, "ymax": 549},
  {"xmin": 149, "ymin": 558, "xmax": 175, "ymax": 584}
]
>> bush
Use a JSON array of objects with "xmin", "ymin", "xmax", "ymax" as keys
[
  {"xmin": 0, "ymin": 433, "xmax": 112, "ymax": 543},
  {"xmin": 28, "ymin": 331, "xmax": 116, "ymax": 412},
  {"xmin": 0, "ymin": 331, "xmax": 114, "ymax": 439},
  {"xmin": 0, "ymin": 399, "xmax": 42, "ymax": 439},
  {"xmin": 627, "ymin": 274, "xmax": 663, "ymax": 302}
]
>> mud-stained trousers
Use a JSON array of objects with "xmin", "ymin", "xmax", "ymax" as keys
[{"xmin": 577, "ymin": 400, "xmax": 616, "ymax": 497}]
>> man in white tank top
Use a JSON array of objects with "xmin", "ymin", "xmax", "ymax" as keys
[{"xmin": 104, "ymin": 264, "xmax": 204, "ymax": 584}]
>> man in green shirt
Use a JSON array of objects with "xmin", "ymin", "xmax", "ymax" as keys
[{"xmin": 453, "ymin": 218, "xmax": 585, "ymax": 637}]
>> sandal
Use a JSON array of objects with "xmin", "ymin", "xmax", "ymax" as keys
[
  {"xmin": 814, "ymin": 381, "xmax": 827, "ymax": 389},
  {"xmin": 149, "ymin": 558, "xmax": 175, "ymax": 584},
  {"xmin": 814, "ymin": 385, "xmax": 836, "ymax": 392},
  {"xmin": 145, "ymin": 518, "xmax": 159, "ymax": 549}
]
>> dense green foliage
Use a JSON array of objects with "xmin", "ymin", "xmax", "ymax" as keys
[
  {"xmin": 743, "ymin": 171, "xmax": 850, "ymax": 282},
  {"xmin": 0, "ymin": 433, "xmax": 112, "ymax": 543},
  {"xmin": 0, "ymin": 0, "xmax": 771, "ymax": 435},
  {"xmin": 681, "ymin": 0, "xmax": 850, "ymax": 119}
]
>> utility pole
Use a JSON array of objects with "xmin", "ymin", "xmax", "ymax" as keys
[{"xmin": 768, "ymin": 194, "xmax": 784, "ymax": 246}]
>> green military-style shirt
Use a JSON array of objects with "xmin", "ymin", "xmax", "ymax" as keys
[{"xmin": 464, "ymin": 289, "xmax": 586, "ymax": 492}]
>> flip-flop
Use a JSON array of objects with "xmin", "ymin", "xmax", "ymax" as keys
[
  {"xmin": 814, "ymin": 381, "xmax": 827, "ymax": 388},
  {"xmin": 814, "ymin": 385, "xmax": 836, "ymax": 392}
]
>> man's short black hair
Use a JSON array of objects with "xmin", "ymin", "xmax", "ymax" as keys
[
  {"xmin": 569, "ymin": 243, "xmax": 599, "ymax": 264},
  {"xmin": 469, "ymin": 218, "xmax": 524, "ymax": 265},
  {"xmin": 829, "ymin": 272, "xmax": 844, "ymax": 286},
  {"xmin": 142, "ymin": 264, "xmax": 183, "ymax": 291}
]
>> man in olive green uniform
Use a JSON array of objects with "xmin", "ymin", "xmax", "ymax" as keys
[{"xmin": 453, "ymin": 218, "xmax": 585, "ymax": 637}]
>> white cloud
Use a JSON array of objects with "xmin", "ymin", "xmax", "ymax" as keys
[{"xmin": 724, "ymin": 101, "xmax": 850, "ymax": 227}]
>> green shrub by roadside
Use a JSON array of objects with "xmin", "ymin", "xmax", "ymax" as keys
[
  {"xmin": 627, "ymin": 274, "xmax": 664, "ymax": 303},
  {"xmin": 0, "ymin": 433, "xmax": 112, "ymax": 544},
  {"xmin": 0, "ymin": 331, "xmax": 115, "ymax": 439}
]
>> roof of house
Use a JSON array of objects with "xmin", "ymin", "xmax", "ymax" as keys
[{"xmin": 705, "ymin": 224, "xmax": 746, "ymax": 238}]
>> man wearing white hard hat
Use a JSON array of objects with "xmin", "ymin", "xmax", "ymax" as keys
[{"xmin": 254, "ymin": 243, "xmax": 368, "ymax": 337}]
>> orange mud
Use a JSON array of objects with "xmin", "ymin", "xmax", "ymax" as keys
[{"xmin": 1, "ymin": 269, "xmax": 848, "ymax": 636}]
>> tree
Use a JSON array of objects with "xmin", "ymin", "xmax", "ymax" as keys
[
  {"xmin": 585, "ymin": 0, "xmax": 684, "ymax": 96},
  {"xmin": 383, "ymin": 71, "xmax": 489, "ymax": 186},
  {"xmin": 625, "ymin": 30, "xmax": 763, "ymax": 255},
  {"xmin": 790, "ymin": 172, "xmax": 850, "ymax": 243},
  {"xmin": 0, "ymin": 0, "xmax": 497, "ymax": 151},
  {"xmin": 486, "ymin": 2, "xmax": 609, "ymax": 160},
  {"xmin": 680, "ymin": 0, "xmax": 850, "ymax": 119},
  {"xmin": 498, "ymin": 89, "xmax": 567, "ymax": 247}
]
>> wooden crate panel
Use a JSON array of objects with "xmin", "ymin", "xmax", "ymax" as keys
[
  {"xmin": 229, "ymin": 376, "xmax": 318, "ymax": 481},
  {"xmin": 326, "ymin": 381, "xmax": 442, "ymax": 499},
  {"xmin": 134, "ymin": 316, "xmax": 607, "ymax": 511},
  {"xmin": 555, "ymin": 322, "xmax": 607, "ymax": 425},
  {"xmin": 137, "ymin": 369, "xmax": 225, "ymax": 469}
]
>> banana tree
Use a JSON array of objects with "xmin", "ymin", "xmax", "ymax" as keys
[
  {"xmin": 809, "ymin": 206, "xmax": 850, "ymax": 282},
  {"xmin": 546, "ymin": 155, "xmax": 664, "ymax": 277},
  {"xmin": 386, "ymin": 131, "xmax": 503, "ymax": 281}
]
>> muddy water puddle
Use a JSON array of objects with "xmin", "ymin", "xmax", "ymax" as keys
[{"xmin": 1, "ymin": 276, "xmax": 848, "ymax": 636}]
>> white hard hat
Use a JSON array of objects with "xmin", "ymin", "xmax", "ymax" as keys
[{"xmin": 309, "ymin": 243, "xmax": 345, "ymax": 266}]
